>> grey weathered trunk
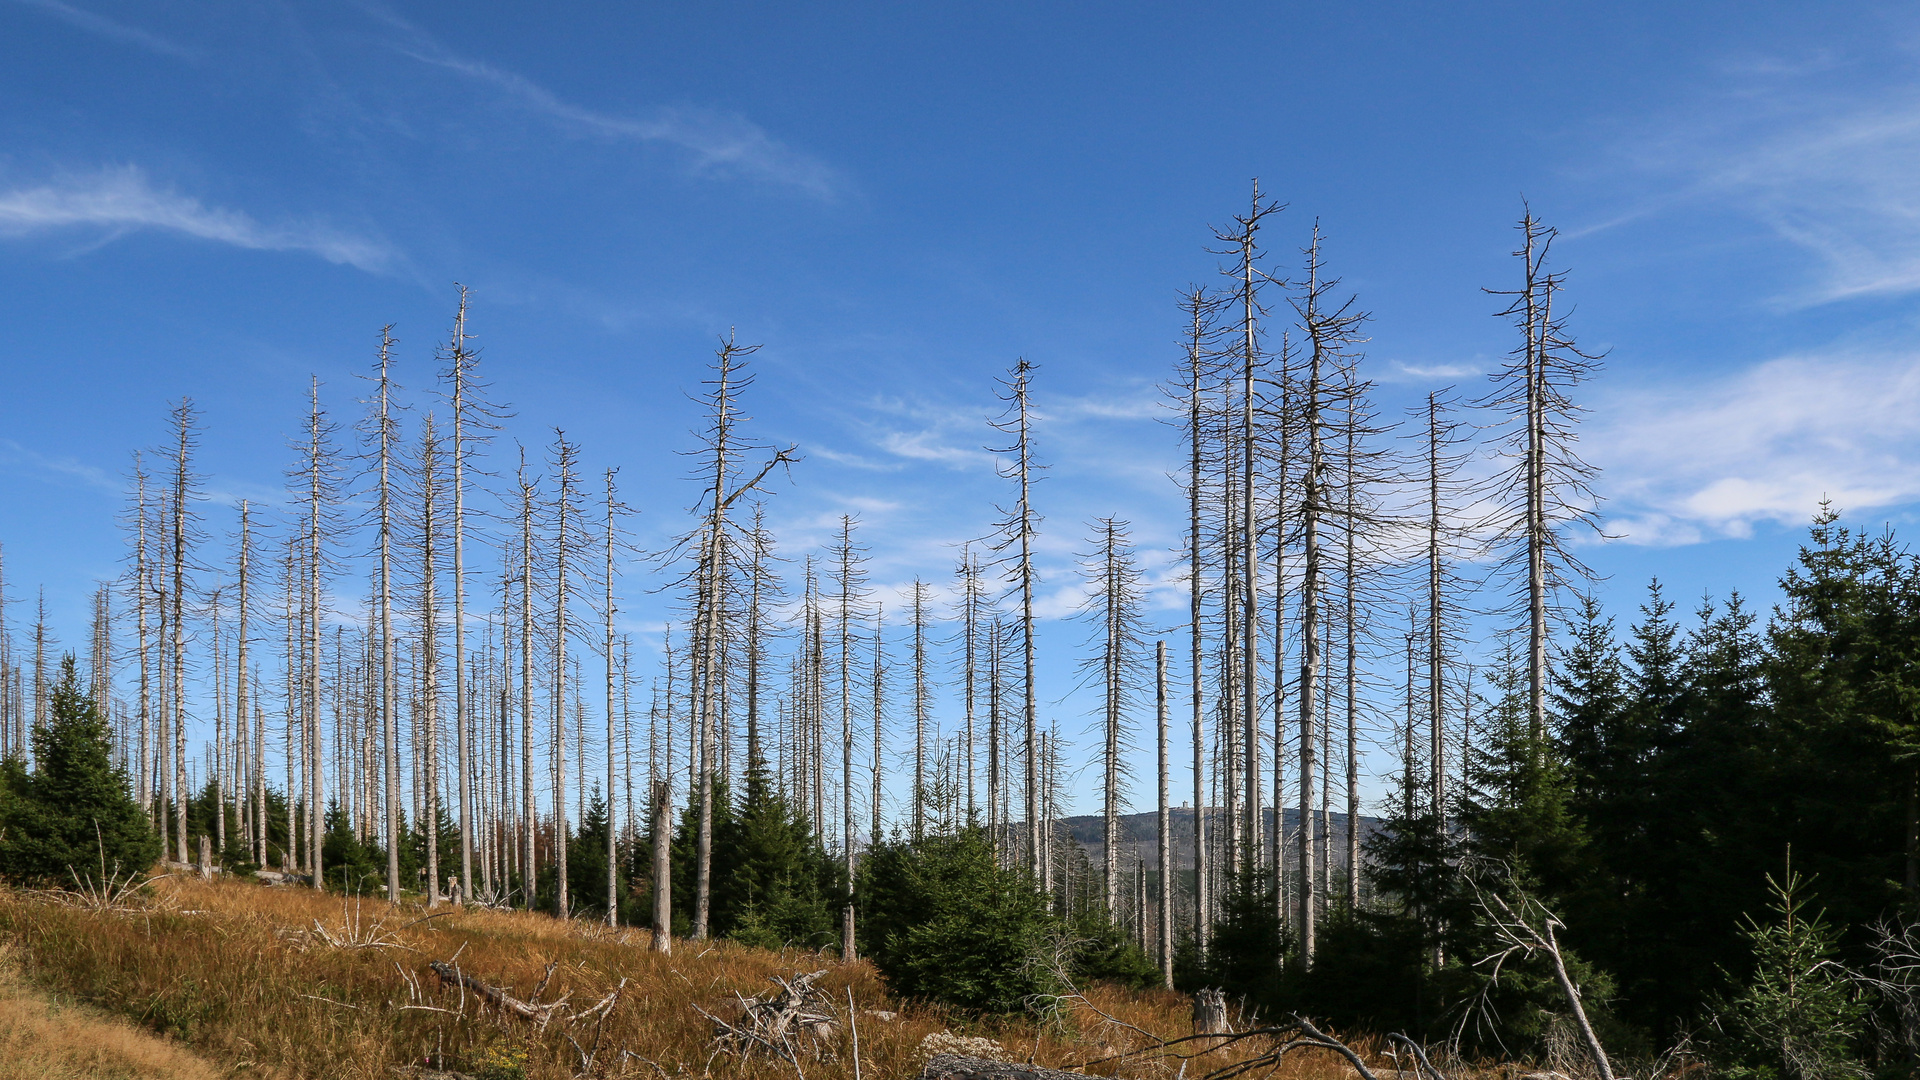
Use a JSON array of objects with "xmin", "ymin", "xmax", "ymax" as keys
[
  {"xmin": 651, "ymin": 778, "xmax": 672, "ymax": 952},
  {"xmin": 373, "ymin": 332, "xmax": 402, "ymax": 903},
  {"xmin": 1155, "ymin": 641, "xmax": 1172, "ymax": 988},
  {"xmin": 605, "ymin": 469, "xmax": 621, "ymax": 926}
]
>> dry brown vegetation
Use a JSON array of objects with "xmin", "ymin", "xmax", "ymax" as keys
[
  {"xmin": 0, "ymin": 941, "xmax": 225, "ymax": 1080},
  {"xmin": 0, "ymin": 876, "xmax": 1401, "ymax": 1080}
]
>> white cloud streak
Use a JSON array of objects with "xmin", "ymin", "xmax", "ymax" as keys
[
  {"xmin": 11, "ymin": 0, "xmax": 196, "ymax": 59},
  {"xmin": 399, "ymin": 46, "xmax": 841, "ymax": 199},
  {"xmin": 1596, "ymin": 348, "xmax": 1920, "ymax": 544},
  {"xmin": 0, "ymin": 438, "xmax": 118, "ymax": 494},
  {"xmin": 0, "ymin": 166, "xmax": 396, "ymax": 272},
  {"xmin": 1606, "ymin": 57, "xmax": 1920, "ymax": 304}
]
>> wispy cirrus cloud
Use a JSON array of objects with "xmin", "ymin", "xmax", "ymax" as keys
[
  {"xmin": 0, "ymin": 166, "xmax": 396, "ymax": 272},
  {"xmin": 0, "ymin": 438, "xmax": 118, "ymax": 494},
  {"xmin": 10, "ymin": 0, "xmax": 196, "ymax": 59},
  {"xmin": 1596, "ymin": 348, "xmax": 1920, "ymax": 545},
  {"xmin": 1596, "ymin": 48, "xmax": 1920, "ymax": 305},
  {"xmin": 386, "ymin": 28, "xmax": 841, "ymax": 199}
]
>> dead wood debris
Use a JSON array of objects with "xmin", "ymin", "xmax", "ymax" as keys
[{"xmin": 698, "ymin": 969, "xmax": 838, "ymax": 1064}]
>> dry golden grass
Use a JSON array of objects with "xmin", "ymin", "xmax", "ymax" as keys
[
  {"xmin": 0, "ymin": 942, "xmax": 224, "ymax": 1080},
  {"xmin": 0, "ymin": 876, "xmax": 1401, "ymax": 1080}
]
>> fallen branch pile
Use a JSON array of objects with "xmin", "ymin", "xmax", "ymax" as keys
[
  {"xmin": 1086, "ymin": 1014, "xmax": 1444, "ymax": 1080},
  {"xmin": 699, "ymin": 969, "xmax": 838, "ymax": 1063}
]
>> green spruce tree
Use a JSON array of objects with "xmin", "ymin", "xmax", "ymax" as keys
[
  {"xmin": 0, "ymin": 656, "xmax": 159, "ymax": 885},
  {"xmin": 1712, "ymin": 871, "xmax": 1866, "ymax": 1080}
]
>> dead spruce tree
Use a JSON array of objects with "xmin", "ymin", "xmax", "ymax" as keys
[
  {"xmin": 911, "ymin": 578, "xmax": 932, "ymax": 840},
  {"xmin": 684, "ymin": 334, "xmax": 795, "ymax": 940},
  {"xmin": 440, "ymin": 285, "xmax": 509, "ymax": 903},
  {"xmin": 515, "ymin": 448, "xmax": 541, "ymax": 908},
  {"xmin": 359, "ymin": 326, "xmax": 406, "ymax": 903},
  {"xmin": 988, "ymin": 358, "xmax": 1044, "ymax": 884},
  {"xmin": 125, "ymin": 453, "xmax": 154, "ymax": 824},
  {"xmin": 164, "ymin": 400, "xmax": 204, "ymax": 865},
  {"xmin": 1173, "ymin": 284, "xmax": 1230, "ymax": 958},
  {"xmin": 414, "ymin": 413, "xmax": 448, "ymax": 905},
  {"xmin": 603, "ymin": 468, "xmax": 630, "ymax": 926},
  {"xmin": 830, "ymin": 515, "xmax": 868, "ymax": 960},
  {"xmin": 1077, "ymin": 517, "xmax": 1146, "ymax": 919},
  {"xmin": 1291, "ymin": 226, "xmax": 1368, "ymax": 966},
  {"xmin": 1480, "ymin": 210, "xmax": 1604, "ymax": 748},
  {"xmin": 291, "ymin": 381, "xmax": 341, "ymax": 888},
  {"xmin": 548, "ymin": 431, "xmax": 589, "ymax": 919},
  {"xmin": 1212, "ymin": 184, "xmax": 1284, "ymax": 885}
]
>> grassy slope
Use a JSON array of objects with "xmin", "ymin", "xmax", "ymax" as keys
[
  {"xmin": 0, "ymin": 877, "xmax": 1368, "ymax": 1080},
  {"xmin": 0, "ymin": 941, "xmax": 224, "ymax": 1080}
]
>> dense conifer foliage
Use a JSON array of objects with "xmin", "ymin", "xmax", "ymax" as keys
[
  {"xmin": 1168, "ymin": 514, "xmax": 1920, "ymax": 1075},
  {"xmin": 0, "ymin": 657, "xmax": 157, "ymax": 884}
]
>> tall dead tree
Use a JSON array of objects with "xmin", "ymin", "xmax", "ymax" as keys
[
  {"xmin": 1416, "ymin": 392, "xmax": 1469, "ymax": 834},
  {"xmin": 911, "ymin": 579, "xmax": 932, "ymax": 839},
  {"xmin": 1155, "ymin": 639, "xmax": 1172, "ymax": 986},
  {"xmin": 955, "ymin": 548, "xmax": 987, "ymax": 826},
  {"xmin": 441, "ymin": 285, "xmax": 507, "ymax": 903},
  {"xmin": 516, "ymin": 449, "xmax": 539, "ymax": 907},
  {"xmin": 294, "ymin": 382, "xmax": 338, "ymax": 889},
  {"xmin": 1291, "ymin": 227, "xmax": 1367, "ymax": 967},
  {"xmin": 1481, "ymin": 211, "xmax": 1604, "ymax": 749},
  {"xmin": 870, "ymin": 604, "xmax": 885, "ymax": 850},
  {"xmin": 988, "ymin": 358, "xmax": 1043, "ymax": 884},
  {"xmin": 418, "ymin": 413, "xmax": 450, "ymax": 905},
  {"xmin": 234, "ymin": 503, "xmax": 252, "ymax": 868},
  {"xmin": 127, "ymin": 455, "xmax": 154, "ymax": 821},
  {"xmin": 1079, "ymin": 518, "xmax": 1144, "ymax": 918},
  {"xmin": 363, "ymin": 327, "xmax": 405, "ymax": 903},
  {"xmin": 831, "ymin": 515, "xmax": 867, "ymax": 961},
  {"xmin": 604, "ymin": 468, "xmax": 627, "ymax": 926},
  {"xmin": 685, "ymin": 334, "xmax": 795, "ymax": 940},
  {"xmin": 1212, "ymin": 184, "xmax": 1283, "ymax": 879},
  {"xmin": 165, "ymin": 400, "xmax": 202, "ymax": 866},
  {"xmin": 1175, "ymin": 286, "xmax": 1226, "ymax": 959},
  {"xmin": 550, "ymin": 431, "xmax": 587, "ymax": 919}
]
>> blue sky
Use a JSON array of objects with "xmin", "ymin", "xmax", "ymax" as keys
[{"xmin": 5, "ymin": 1, "xmax": 1920, "ymax": 812}]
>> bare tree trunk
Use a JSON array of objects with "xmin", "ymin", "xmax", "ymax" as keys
[
  {"xmin": 605, "ymin": 469, "xmax": 622, "ymax": 926},
  {"xmin": 302, "ymin": 387, "xmax": 328, "ymax": 889},
  {"xmin": 132, "ymin": 460, "xmax": 152, "ymax": 824},
  {"xmin": 1183, "ymin": 290, "xmax": 1211, "ymax": 962},
  {"xmin": 444, "ymin": 289, "xmax": 481, "ymax": 904},
  {"xmin": 835, "ymin": 516, "xmax": 862, "ymax": 962},
  {"xmin": 651, "ymin": 778, "xmax": 672, "ymax": 952},
  {"xmin": 1426, "ymin": 394, "xmax": 1447, "ymax": 836},
  {"xmin": 912, "ymin": 580, "xmax": 929, "ymax": 840},
  {"xmin": 990, "ymin": 359, "xmax": 1043, "ymax": 887},
  {"xmin": 168, "ymin": 402, "xmax": 197, "ymax": 867},
  {"xmin": 235, "ymin": 505, "xmax": 251, "ymax": 869},
  {"xmin": 422, "ymin": 415, "xmax": 444, "ymax": 906},
  {"xmin": 1237, "ymin": 186, "xmax": 1265, "ymax": 878},
  {"xmin": 871, "ymin": 607, "xmax": 884, "ymax": 847},
  {"xmin": 552, "ymin": 432, "xmax": 582, "ymax": 920},
  {"xmin": 372, "ymin": 330, "xmax": 402, "ymax": 903},
  {"xmin": 518, "ymin": 452, "xmax": 538, "ymax": 908},
  {"xmin": 959, "ymin": 552, "xmax": 979, "ymax": 824},
  {"xmin": 1343, "ymin": 435, "xmax": 1360, "ymax": 912},
  {"xmin": 692, "ymin": 522, "xmax": 716, "ymax": 940},
  {"xmin": 1104, "ymin": 523, "xmax": 1120, "ymax": 916},
  {"xmin": 1156, "ymin": 640, "xmax": 1172, "ymax": 988}
]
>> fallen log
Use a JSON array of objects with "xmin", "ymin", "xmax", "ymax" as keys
[
  {"xmin": 427, "ymin": 961, "xmax": 565, "ymax": 1025},
  {"xmin": 918, "ymin": 1055, "xmax": 1086, "ymax": 1080}
]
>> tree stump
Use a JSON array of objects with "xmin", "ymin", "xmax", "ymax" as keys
[
  {"xmin": 1192, "ymin": 987, "xmax": 1229, "ymax": 1033},
  {"xmin": 197, "ymin": 836, "xmax": 213, "ymax": 880}
]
